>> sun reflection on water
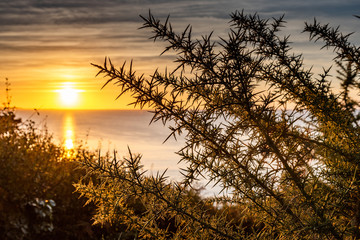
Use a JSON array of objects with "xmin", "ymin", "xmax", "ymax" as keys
[
  {"xmin": 63, "ymin": 113, "xmax": 75, "ymax": 155},
  {"xmin": 64, "ymin": 130, "xmax": 74, "ymax": 149}
]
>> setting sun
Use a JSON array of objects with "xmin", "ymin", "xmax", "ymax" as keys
[
  {"xmin": 60, "ymin": 88, "xmax": 78, "ymax": 105},
  {"xmin": 56, "ymin": 82, "xmax": 84, "ymax": 108}
]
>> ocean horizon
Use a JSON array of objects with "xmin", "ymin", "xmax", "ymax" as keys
[
  {"xmin": 15, "ymin": 109, "xmax": 184, "ymax": 176},
  {"xmin": 14, "ymin": 109, "xmax": 222, "ymax": 195}
]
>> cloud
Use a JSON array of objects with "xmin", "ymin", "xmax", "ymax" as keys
[
  {"xmin": 1, "ymin": 0, "xmax": 360, "ymax": 104},
  {"xmin": 1, "ymin": 0, "xmax": 358, "ymax": 29}
]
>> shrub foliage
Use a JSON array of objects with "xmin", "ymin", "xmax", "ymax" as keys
[
  {"xmin": 79, "ymin": 11, "xmax": 360, "ymax": 239},
  {"xmin": 0, "ymin": 94, "xmax": 104, "ymax": 239}
]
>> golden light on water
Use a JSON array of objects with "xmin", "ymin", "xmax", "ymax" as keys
[
  {"xmin": 64, "ymin": 130, "xmax": 74, "ymax": 150},
  {"xmin": 63, "ymin": 113, "xmax": 75, "ymax": 151}
]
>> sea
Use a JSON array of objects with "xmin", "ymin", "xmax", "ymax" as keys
[{"xmin": 14, "ymin": 109, "xmax": 220, "ymax": 195}]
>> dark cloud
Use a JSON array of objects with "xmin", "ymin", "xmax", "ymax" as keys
[
  {"xmin": 0, "ymin": 0, "xmax": 138, "ymax": 26},
  {"xmin": 0, "ymin": 0, "xmax": 210, "ymax": 27},
  {"xmin": 1, "ymin": 0, "xmax": 358, "ymax": 28},
  {"xmin": 1, "ymin": 0, "xmax": 360, "ymax": 76},
  {"xmin": 261, "ymin": 0, "xmax": 360, "ymax": 18}
]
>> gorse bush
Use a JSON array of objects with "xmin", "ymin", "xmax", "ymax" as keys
[{"xmin": 78, "ymin": 11, "xmax": 360, "ymax": 239}]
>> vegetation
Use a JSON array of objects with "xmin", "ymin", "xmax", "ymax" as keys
[
  {"xmin": 2, "ymin": 10, "xmax": 360, "ymax": 240},
  {"xmin": 77, "ymin": 11, "xmax": 360, "ymax": 239},
  {"xmin": 0, "ymin": 81, "xmax": 110, "ymax": 239}
]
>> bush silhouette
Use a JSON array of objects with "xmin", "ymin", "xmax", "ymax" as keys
[{"xmin": 79, "ymin": 11, "xmax": 360, "ymax": 239}]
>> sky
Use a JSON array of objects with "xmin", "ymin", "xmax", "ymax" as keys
[{"xmin": 0, "ymin": 0, "xmax": 359, "ymax": 110}]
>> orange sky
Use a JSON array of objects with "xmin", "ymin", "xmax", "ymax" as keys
[
  {"xmin": 1, "ymin": 20, "xmax": 171, "ymax": 110},
  {"xmin": 1, "ymin": 1, "xmax": 359, "ymax": 110}
]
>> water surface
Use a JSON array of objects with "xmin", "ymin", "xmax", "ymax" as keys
[
  {"xmin": 16, "ymin": 110, "xmax": 184, "ymax": 175},
  {"xmin": 15, "ymin": 109, "xmax": 222, "ymax": 195}
]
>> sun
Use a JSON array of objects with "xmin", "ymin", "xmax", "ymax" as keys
[
  {"xmin": 59, "ymin": 87, "xmax": 78, "ymax": 105},
  {"xmin": 56, "ymin": 82, "xmax": 83, "ymax": 108}
]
